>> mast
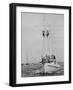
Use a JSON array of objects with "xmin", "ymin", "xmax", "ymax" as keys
[
  {"xmin": 46, "ymin": 30, "xmax": 49, "ymax": 55},
  {"xmin": 25, "ymin": 48, "xmax": 29, "ymax": 64},
  {"xmin": 42, "ymin": 30, "xmax": 50, "ymax": 56},
  {"xmin": 42, "ymin": 30, "xmax": 45, "ymax": 56}
]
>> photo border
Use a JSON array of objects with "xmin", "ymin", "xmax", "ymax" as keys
[{"xmin": 9, "ymin": 3, "xmax": 71, "ymax": 87}]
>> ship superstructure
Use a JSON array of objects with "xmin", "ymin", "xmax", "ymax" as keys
[{"xmin": 41, "ymin": 15, "xmax": 60, "ymax": 73}]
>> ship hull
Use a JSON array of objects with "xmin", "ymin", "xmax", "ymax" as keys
[{"xmin": 44, "ymin": 63, "xmax": 60, "ymax": 73}]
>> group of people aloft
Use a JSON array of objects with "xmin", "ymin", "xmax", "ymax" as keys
[
  {"xmin": 42, "ymin": 30, "xmax": 49, "ymax": 37},
  {"xmin": 41, "ymin": 54, "xmax": 56, "ymax": 64}
]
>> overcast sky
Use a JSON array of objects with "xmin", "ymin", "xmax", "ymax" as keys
[{"xmin": 21, "ymin": 12, "xmax": 64, "ymax": 64}]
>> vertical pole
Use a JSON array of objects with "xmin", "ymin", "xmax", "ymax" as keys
[
  {"xmin": 42, "ymin": 30, "xmax": 45, "ymax": 74},
  {"xmin": 46, "ymin": 30, "xmax": 49, "ymax": 55},
  {"xmin": 25, "ymin": 48, "xmax": 28, "ymax": 64}
]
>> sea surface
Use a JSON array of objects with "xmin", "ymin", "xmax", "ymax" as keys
[{"xmin": 21, "ymin": 62, "xmax": 64, "ymax": 77}]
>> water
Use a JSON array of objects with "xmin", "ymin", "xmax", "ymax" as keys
[{"xmin": 21, "ymin": 62, "xmax": 64, "ymax": 77}]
